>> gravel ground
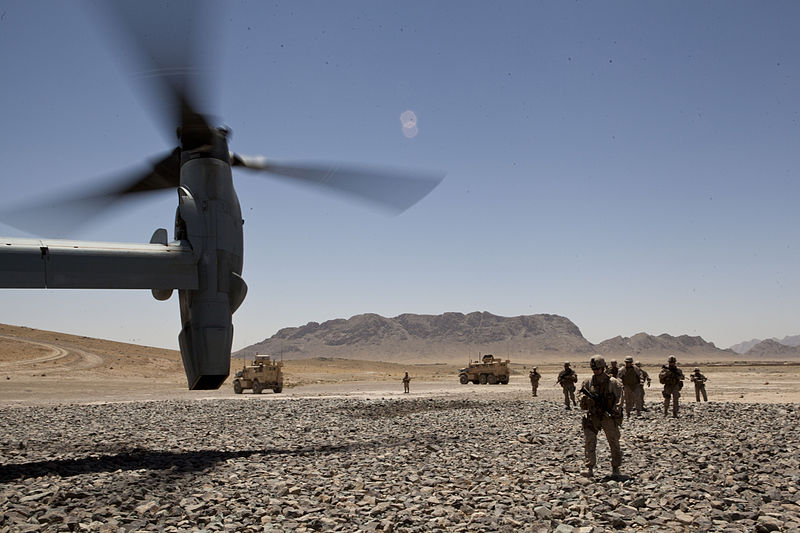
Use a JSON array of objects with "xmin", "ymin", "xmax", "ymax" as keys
[{"xmin": 1, "ymin": 396, "xmax": 799, "ymax": 532}]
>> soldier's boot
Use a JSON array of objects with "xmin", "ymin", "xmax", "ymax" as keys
[{"xmin": 612, "ymin": 467, "xmax": 621, "ymax": 478}]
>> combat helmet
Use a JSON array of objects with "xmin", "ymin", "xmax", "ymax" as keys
[
  {"xmin": 590, "ymin": 355, "xmax": 606, "ymax": 370},
  {"xmin": 668, "ymin": 355, "xmax": 677, "ymax": 363},
  {"xmin": 624, "ymin": 355, "xmax": 634, "ymax": 363}
]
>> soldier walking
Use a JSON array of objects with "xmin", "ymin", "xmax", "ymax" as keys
[
  {"xmin": 528, "ymin": 367, "xmax": 541, "ymax": 397},
  {"xmin": 617, "ymin": 356, "xmax": 644, "ymax": 418},
  {"xmin": 635, "ymin": 361, "xmax": 651, "ymax": 410},
  {"xmin": 690, "ymin": 368, "xmax": 708, "ymax": 402},
  {"xmin": 578, "ymin": 355, "xmax": 623, "ymax": 478},
  {"xmin": 557, "ymin": 362, "xmax": 578, "ymax": 410},
  {"xmin": 402, "ymin": 372, "xmax": 411, "ymax": 393},
  {"xmin": 608, "ymin": 360, "xmax": 619, "ymax": 378},
  {"xmin": 658, "ymin": 355, "xmax": 685, "ymax": 417}
]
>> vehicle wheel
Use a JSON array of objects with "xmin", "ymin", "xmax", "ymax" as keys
[
  {"xmin": 500, "ymin": 376, "xmax": 509, "ymax": 385},
  {"xmin": 252, "ymin": 380, "xmax": 263, "ymax": 394},
  {"xmin": 488, "ymin": 375, "xmax": 498, "ymax": 385},
  {"xmin": 233, "ymin": 381, "xmax": 243, "ymax": 394},
  {"xmin": 273, "ymin": 386, "xmax": 283, "ymax": 394},
  {"xmin": 459, "ymin": 374, "xmax": 469, "ymax": 385},
  {"xmin": 479, "ymin": 374, "xmax": 488, "ymax": 385}
]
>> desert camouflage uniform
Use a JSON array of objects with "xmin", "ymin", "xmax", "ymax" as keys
[
  {"xmin": 608, "ymin": 361, "xmax": 619, "ymax": 378},
  {"xmin": 529, "ymin": 368, "xmax": 541, "ymax": 397},
  {"xmin": 617, "ymin": 360, "xmax": 644, "ymax": 417},
  {"xmin": 402, "ymin": 372, "xmax": 411, "ymax": 393},
  {"xmin": 580, "ymin": 356, "xmax": 624, "ymax": 475},
  {"xmin": 557, "ymin": 363, "xmax": 578, "ymax": 409},
  {"xmin": 659, "ymin": 357, "xmax": 685, "ymax": 417},
  {"xmin": 690, "ymin": 369, "xmax": 708, "ymax": 402},
  {"xmin": 635, "ymin": 362, "xmax": 651, "ymax": 409}
]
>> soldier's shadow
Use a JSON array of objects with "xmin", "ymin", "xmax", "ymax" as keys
[{"xmin": 598, "ymin": 473, "xmax": 632, "ymax": 483}]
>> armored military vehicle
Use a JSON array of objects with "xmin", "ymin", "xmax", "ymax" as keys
[
  {"xmin": 458, "ymin": 354, "xmax": 510, "ymax": 385},
  {"xmin": 233, "ymin": 355, "xmax": 283, "ymax": 394}
]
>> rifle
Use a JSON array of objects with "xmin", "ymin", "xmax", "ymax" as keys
[
  {"xmin": 557, "ymin": 369, "xmax": 574, "ymax": 386},
  {"xmin": 579, "ymin": 385, "xmax": 620, "ymax": 421},
  {"xmin": 661, "ymin": 365, "xmax": 685, "ymax": 390}
]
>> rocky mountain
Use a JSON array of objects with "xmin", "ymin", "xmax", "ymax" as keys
[
  {"xmin": 236, "ymin": 312, "xmax": 746, "ymax": 364},
  {"xmin": 594, "ymin": 332, "xmax": 733, "ymax": 359},
  {"xmin": 745, "ymin": 339, "xmax": 800, "ymax": 358},
  {"xmin": 776, "ymin": 334, "xmax": 800, "ymax": 347},
  {"xmin": 729, "ymin": 338, "xmax": 764, "ymax": 354},
  {"xmin": 730, "ymin": 334, "xmax": 800, "ymax": 354},
  {"xmin": 236, "ymin": 312, "xmax": 595, "ymax": 363}
]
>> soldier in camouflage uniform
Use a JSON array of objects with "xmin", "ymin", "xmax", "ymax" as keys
[
  {"xmin": 608, "ymin": 360, "xmax": 619, "ymax": 378},
  {"xmin": 529, "ymin": 367, "xmax": 541, "ymax": 397},
  {"xmin": 690, "ymin": 368, "xmax": 708, "ymax": 402},
  {"xmin": 402, "ymin": 372, "xmax": 411, "ymax": 393},
  {"xmin": 579, "ymin": 355, "xmax": 623, "ymax": 478},
  {"xmin": 635, "ymin": 361, "xmax": 651, "ymax": 410},
  {"xmin": 658, "ymin": 355, "xmax": 685, "ymax": 417},
  {"xmin": 617, "ymin": 355, "xmax": 644, "ymax": 418},
  {"xmin": 557, "ymin": 362, "xmax": 578, "ymax": 410}
]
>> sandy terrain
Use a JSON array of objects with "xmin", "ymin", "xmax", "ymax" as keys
[{"xmin": 1, "ymin": 323, "xmax": 799, "ymax": 406}]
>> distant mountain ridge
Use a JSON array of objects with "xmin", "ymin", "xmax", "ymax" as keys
[
  {"xmin": 730, "ymin": 334, "xmax": 800, "ymax": 354},
  {"xmin": 236, "ymin": 312, "xmax": 762, "ymax": 364},
  {"xmin": 594, "ymin": 332, "xmax": 727, "ymax": 357},
  {"xmin": 744, "ymin": 339, "xmax": 800, "ymax": 358},
  {"xmin": 237, "ymin": 312, "xmax": 595, "ymax": 363}
]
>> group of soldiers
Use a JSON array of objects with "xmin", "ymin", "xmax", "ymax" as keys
[
  {"xmin": 528, "ymin": 354, "xmax": 710, "ymax": 478},
  {"xmin": 529, "ymin": 357, "xmax": 709, "ymax": 416},
  {"xmin": 401, "ymin": 356, "xmax": 709, "ymax": 478}
]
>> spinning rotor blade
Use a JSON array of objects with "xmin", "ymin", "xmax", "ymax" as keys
[
  {"xmin": 231, "ymin": 155, "xmax": 444, "ymax": 213},
  {"xmin": 0, "ymin": 150, "xmax": 181, "ymax": 237},
  {"xmin": 94, "ymin": 0, "xmax": 220, "ymax": 141}
]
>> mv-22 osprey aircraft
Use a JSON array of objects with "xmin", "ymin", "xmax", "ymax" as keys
[{"xmin": 0, "ymin": 2, "xmax": 442, "ymax": 390}]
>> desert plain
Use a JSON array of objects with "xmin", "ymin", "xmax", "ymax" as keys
[
  {"xmin": 2, "ymin": 323, "xmax": 800, "ymax": 532},
  {"xmin": 1, "ymin": 323, "xmax": 799, "ymax": 405}
]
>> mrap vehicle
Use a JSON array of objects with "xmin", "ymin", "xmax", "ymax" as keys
[
  {"xmin": 459, "ymin": 354, "xmax": 510, "ymax": 385},
  {"xmin": 233, "ymin": 355, "xmax": 283, "ymax": 394}
]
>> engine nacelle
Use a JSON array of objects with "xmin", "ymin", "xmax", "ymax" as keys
[{"xmin": 174, "ymin": 156, "xmax": 244, "ymax": 390}]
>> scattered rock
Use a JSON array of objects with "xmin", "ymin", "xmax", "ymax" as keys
[{"xmin": 1, "ymin": 398, "xmax": 798, "ymax": 531}]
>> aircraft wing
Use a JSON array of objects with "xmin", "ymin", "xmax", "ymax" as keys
[{"xmin": 0, "ymin": 237, "xmax": 197, "ymax": 290}]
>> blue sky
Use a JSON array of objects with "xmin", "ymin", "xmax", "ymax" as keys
[{"xmin": 0, "ymin": 1, "xmax": 798, "ymax": 351}]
